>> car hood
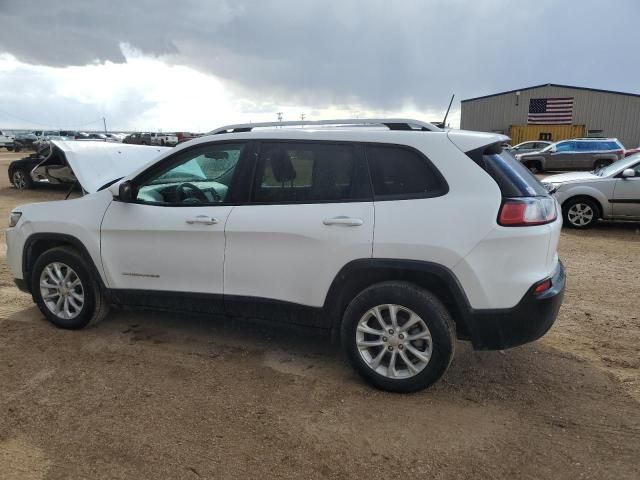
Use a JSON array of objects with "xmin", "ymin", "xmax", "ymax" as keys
[
  {"xmin": 51, "ymin": 140, "xmax": 170, "ymax": 193},
  {"xmin": 543, "ymin": 171, "xmax": 599, "ymax": 183}
]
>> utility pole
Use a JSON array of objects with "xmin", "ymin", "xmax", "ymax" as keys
[
  {"xmin": 300, "ymin": 113, "xmax": 305, "ymax": 121},
  {"xmin": 277, "ymin": 112, "xmax": 283, "ymax": 124},
  {"xmin": 102, "ymin": 117, "xmax": 107, "ymax": 135}
]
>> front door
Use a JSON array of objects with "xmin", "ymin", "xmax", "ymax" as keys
[
  {"xmin": 223, "ymin": 141, "xmax": 374, "ymax": 324},
  {"xmin": 100, "ymin": 141, "xmax": 248, "ymax": 308},
  {"xmin": 546, "ymin": 141, "xmax": 575, "ymax": 170},
  {"xmin": 612, "ymin": 161, "xmax": 640, "ymax": 217}
]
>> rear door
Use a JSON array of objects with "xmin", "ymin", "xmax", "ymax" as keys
[
  {"xmin": 612, "ymin": 161, "xmax": 640, "ymax": 217},
  {"xmin": 547, "ymin": 141, "xmax": 576, "ymax": 169},
  {"xmin": 223, "ymin": 141, "xmax": 373, "ymax": 324}
]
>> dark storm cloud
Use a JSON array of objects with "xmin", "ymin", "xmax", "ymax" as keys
[{"xmin": 1, "ymin": 0, "xmax": 639, "ymax": 110}]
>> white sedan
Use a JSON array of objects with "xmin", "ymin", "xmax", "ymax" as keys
[{"xmin": 542, "ymin": 154, "xmax": 640, "ymax": 228}]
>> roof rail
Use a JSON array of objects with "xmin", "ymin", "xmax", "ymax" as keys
[{"xmin": 209, "ymin": 118, "xmax": 441, "ymax": 135}]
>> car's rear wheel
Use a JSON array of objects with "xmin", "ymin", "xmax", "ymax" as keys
[
  {"xmin": 32, "ymin": 247, "xmax": 109, "ymax": 329},
  {"xmin": 11, "ymin": 168, "xmax": 32, "ymax": 190},
  {"xmin": 563, "ymin": 197, "xmax": 599, "ymax": 229},
  {"xmin": 342, "ymin": 281, "xmax": 455, "ymax": 393}
]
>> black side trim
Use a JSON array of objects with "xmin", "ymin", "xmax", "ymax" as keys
[
  {"xmin": 110, "ymin": 289, "xmax": 225, "ymax": 315},
  {"xmin": 14, "ymin": 278, "xmax": 29, "ymax": 293},
  {"xmin": 22, "ymin": 233, "xmax": 105, "ymax": 295},
  {"xmin": 608, "ymin": 198, "xmax": 640, "ymax": 204}
]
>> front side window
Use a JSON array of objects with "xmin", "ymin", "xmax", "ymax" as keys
[
  {"xmin": 366, "ymin": 145, "xmax": 447, "ymax": 198},
  {"xmin": 135, "ymin": 143, "xmax": 244, "ymax": 205},
  {"xmin": 252, "ymin": 142, "xmax": 369, "ymax": 203}
]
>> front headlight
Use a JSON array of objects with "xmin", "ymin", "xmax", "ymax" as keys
[{"xmin": 9, "ymin": 211, "xmax": 22, "ymax": 228}]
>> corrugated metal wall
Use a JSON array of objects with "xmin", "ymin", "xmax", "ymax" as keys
[{"xmin": 460, "ymin": 85, "xmax": 640, "ymax": 148}]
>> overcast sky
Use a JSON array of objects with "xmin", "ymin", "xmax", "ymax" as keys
[{"xmin": 0, "ymin": 0, "xmax": 638, "ymax": 132}]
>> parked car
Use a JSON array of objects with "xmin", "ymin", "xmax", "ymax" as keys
[
  {"xmin": 542, "ymin": 154, "xmax": 640, "ymax": 228},
  {"xmin": 624, "ymin": 147, "xmax": 640, "ymax": 157},
  {"xmin": 5, "ymin": 118, "xmax": 565, "ymax": 393},
  {"xmin": 175, "ymin": 131, "xmax": 202, "ymax": 144},
  {"xmin": 123, "ymin": 132, "xmax": 152, "ymax": 145},
  {"xmin": 8, "ymin": 140, "xmax": 167, "ymax": 190},
  {"xmin": 149, "ymin": 132, "xmax": 179, "ymax": 146},
  {"xmin": 12, "ymin": 132, "xmax": 39, "ymax": 152},
  {"xmin": 0, "ymin": 129, "xmax": 16, "ymax": 150},
  {"xmin": 516, "ymin": 138, "xmax": 625, "ymax": 172},
  {"xmin": 509, "ymin": 140, "xmax": 552, "ymax": 155}
]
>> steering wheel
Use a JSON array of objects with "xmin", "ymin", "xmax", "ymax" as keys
[{"xmin": 176, "ymin": 182, "xmax": 209, "ymax": 203}]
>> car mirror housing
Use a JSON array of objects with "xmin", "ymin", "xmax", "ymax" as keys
[
  {"xmin": 549, "ymin": 146, "xmax": 557, "ymax": 153},
  {"xmin": 621, "ymin": 168, "xmax": 636, "ymax": 178},
  {"xmin": 118, "ymin": 180, "xmax": 136, "ymax": 202}
]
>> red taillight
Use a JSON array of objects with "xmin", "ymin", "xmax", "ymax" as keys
[
  {"xmin": 534, "ymin": 279, "xmax": 552, "ymax": 294},
  {"xmin": 498, "ymin": 198, "xmax": 557, "ymax": 227}
]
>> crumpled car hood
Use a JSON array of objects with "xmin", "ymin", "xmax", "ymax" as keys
[{"xmin": 50, "ymin": 140, "xmax": 170, "ymax": 193}]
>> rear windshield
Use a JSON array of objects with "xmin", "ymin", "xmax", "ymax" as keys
[{"xmin": 478, "ymin": 150, "xmax": 548, "ymax": 197}]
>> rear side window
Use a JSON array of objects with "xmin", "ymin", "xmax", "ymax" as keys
[
  {"xmin": 482, "ymin": 150, "xmax": 548, "ymax": 197},
  {"xmin": 366, "ymin": 145, "xmax": 447, "ymax": 199},
  {"xmin": 252, "ymin": 142, "xmax": 370, "ymax": 203}
]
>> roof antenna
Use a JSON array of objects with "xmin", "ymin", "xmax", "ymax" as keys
[{"xmin": 441, "ymin": 94, "xmax": 455, "ymax": 129}]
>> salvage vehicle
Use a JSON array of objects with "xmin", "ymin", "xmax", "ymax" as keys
[
  {"xmin": 508, "ymin": 140, "xmax": 551, "ymax": 155},
  {"xmin": 0, "ymin": 129, "xmax": 16, "ymax": 150},
  {"xmin": 8, "ymin": 141, "xmax": 167, "ymax": 190},
  {"xmin": 150, "ymin": 132, "xmax": 179, "ymax": 146},
  {"xmin": 542, "ymin": 154, "xmax": 640, "ymax": 228},
  {"xmin": 516, "ymin": 138, "xmax": 626, "ymax": 172},
  {"xmin": 6, "ymin": 119, "xmax": 565, "ymax": 392}
]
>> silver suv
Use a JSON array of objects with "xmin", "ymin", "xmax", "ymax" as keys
[{"xmin": 516, "ymin": 138, "xmax": 625, "ymax": 172}]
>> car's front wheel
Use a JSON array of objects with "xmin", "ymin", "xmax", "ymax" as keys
[
  {"xmin": 563, "ymin": 197, "xmax": 599, "ymax": 229},
  {"xmin": 32, "ymin": 247, "xmax": 109, "ymax": 329},
  {"xmin": 342, "ymin": 281, "xmax": 455, "ymax": 393},
  {"xmin": 11, "ymin": 168, "xmax": 32, "ymax": 190}
]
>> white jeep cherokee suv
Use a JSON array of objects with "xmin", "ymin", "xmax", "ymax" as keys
[{"xmin": 6, "ymin": 119, "xmax": 565, "ymax": 392}]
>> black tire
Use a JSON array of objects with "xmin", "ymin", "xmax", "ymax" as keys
[
  {"xmin": 341, "ymin": 281, "xmax": 455, "ymax": 393},
  {"xmin": 11, "ymin": 168, "xmax": 33, "ymax": 190},
  {"xmin": 594, "ymin": 159, "xmax": 611, "ymax": 170},
  {"xmin": 6, "ymin": 146, "xmax": 14, "ymax": 152},
  {"xmin": 562, "ymin": 197, "xmax": 599, "ymax": 229},
  {"xmin": 31, "ymin": 246, "xmax": 109, "ymax": 329},
  {"xmin": 161, "ymin": 139, "xmax": 165, "ymax": 146}
]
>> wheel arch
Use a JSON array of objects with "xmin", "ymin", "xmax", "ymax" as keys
[
  {"xmin": 22, "ymin": 233, "xmax": 106, "ymax": 295},
  {"xmin": 561, "ymin": 192, "xmax": 606, "ymax": 218},
  {"xmin": 324, "ymin": 259, "xmax": 473, "ymax": 342}
]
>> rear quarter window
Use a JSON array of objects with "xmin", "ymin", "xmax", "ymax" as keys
[
  {"xmin": 478, "ymin": 150, "xmax": 548, "ymax": 197},
  {"xmin": 366, "ymin": 145, "xmax": 448, "ymax": 199}
]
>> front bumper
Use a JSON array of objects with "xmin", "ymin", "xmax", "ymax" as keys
[{"xmin": 466, "ymin": 261, "xmax": 566, "ymax": 350}]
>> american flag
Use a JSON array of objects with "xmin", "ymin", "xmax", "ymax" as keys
[{"xmin": 527, "ymin": 97, "xmax": 574, "ymax": 124}]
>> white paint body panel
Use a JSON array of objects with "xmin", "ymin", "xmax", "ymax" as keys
[
  {"xmin": 100, "ymin": 201, "xmax": 233, "ymax": 293},
  {"xmin": 51, "ymin": 140, "xmax": 170, "ymax": 193},
  {"xmin": 224, "ymin": 202, "xmax": 374, "ymax": 307}
]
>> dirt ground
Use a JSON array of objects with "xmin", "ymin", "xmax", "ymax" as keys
[{"xmin": 0, "ymin": 151, "xmax": 638, "ymax": 479}]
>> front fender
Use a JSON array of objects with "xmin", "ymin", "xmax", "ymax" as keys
[{"xmin": 555, "ymin": 185, "xmax": 612, "ymax": 216}]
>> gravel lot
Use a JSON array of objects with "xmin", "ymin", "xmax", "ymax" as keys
[{"xmin": 0, "ymin": 151, "xmax": 638, "ymax": 479}]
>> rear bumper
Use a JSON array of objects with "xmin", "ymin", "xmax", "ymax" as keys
[{"xmin": 466, "ymin": 261, "xmax": 565, "ymax": 350}]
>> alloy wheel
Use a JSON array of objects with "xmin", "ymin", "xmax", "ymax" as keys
[
  {"xmin": 356, "ymin": 304, "xmax": 433, "ymax": 379},
  {"xmin": 567, "ymin": 203, "xmax": 594, "ymax": 227},
  {"xmin": 12, "ymin": 170, "xmax": 27, "ymax": 189},
  {"xmin": 39, "ymin": 262, "xmax": 85, "ymax": 320}
]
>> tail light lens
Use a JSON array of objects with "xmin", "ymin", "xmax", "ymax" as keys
[{"xmin": 498, "ymin": 197, "xmax": 557, "ymax": 226}]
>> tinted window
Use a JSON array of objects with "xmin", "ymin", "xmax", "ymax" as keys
[
  {"xmin": 135, "ymin": 143, "xmax": 244, "ymax": 205},
  {"xmin": 252, "ymin": 142, "xmax": 369, "ymax": 203},
  {"xmin": 482, "ymin": 151, "xmax": 548, "ymax": 197},
  {"xmin": 555, "ymin": 142, "xmax": 574, "ymax": 152},
  {"xmin": 366, "ymin": 145, "xmax": 446, "ymax": 198}
]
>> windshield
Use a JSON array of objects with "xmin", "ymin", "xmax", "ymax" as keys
[{"xmin": 594, "ymin": 154, "xmax": 640, "ymax": 176}]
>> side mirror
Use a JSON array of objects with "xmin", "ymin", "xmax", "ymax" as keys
[
  {"xmin": 118, "ymin": 180, "xmax": 136, "ymax": 202},
  {"xmin": 622, "ymin": 168, "xmax": 636, "ymax": 178},
  {"xmin": 550, "ymin": 146, "xmax": 557, "ymax": 153}
]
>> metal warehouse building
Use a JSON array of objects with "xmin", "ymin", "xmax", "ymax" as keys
[{"xmin": 460, "ymin": 83, "xmax": 640, "ymax": 149}]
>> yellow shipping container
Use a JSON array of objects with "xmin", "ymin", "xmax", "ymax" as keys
[{"xmin": 508, "ymin": 124, "xmax": 586, "ymax": 144}]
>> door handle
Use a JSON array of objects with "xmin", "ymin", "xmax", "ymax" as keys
[
  {"xmin": 186, "ymin": 215, "xmax": 219, "ymax": 225},
  {"xmin": 322, "ymin": 216, "xmax": 364, "ymax": 226}
]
